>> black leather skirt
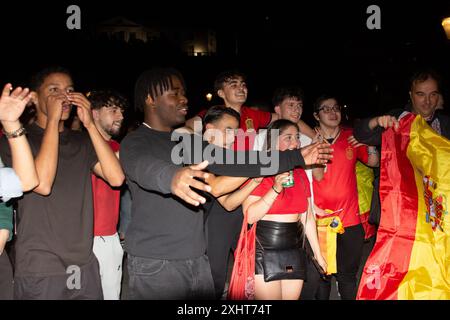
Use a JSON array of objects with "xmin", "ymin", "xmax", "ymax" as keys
[{"xmin": 255, "ymin": 220, "xmax": 307, "ymax": 280}]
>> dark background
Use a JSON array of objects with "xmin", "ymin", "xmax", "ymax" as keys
[{"xmin": 1, "ymin": 0, "xmax": 449, "ymax": 128}]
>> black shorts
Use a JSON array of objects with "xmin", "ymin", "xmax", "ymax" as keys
[{"xmin": 255, "ymin": 220, "xmax": 307, "ymax": 281}]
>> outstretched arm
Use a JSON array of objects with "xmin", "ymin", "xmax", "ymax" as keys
[
  {"xmin": 121, "ymin": 134, "xmax": 213, "ymax": 207},
  {"xmin": 353, "ymin": 115, "xmax": 399, "ymax": 146},
  {"xmin": 205, "ymin": 174, "xmax": 249, "ymax": 198},
  {"xmin": 178, "ymin": 134, "xmax": 333, "ymax": 177}
]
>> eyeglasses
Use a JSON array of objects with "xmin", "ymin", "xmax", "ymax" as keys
[{"xmin": 318, "ymin": 105, "xmax": 341, "ymax": 113}]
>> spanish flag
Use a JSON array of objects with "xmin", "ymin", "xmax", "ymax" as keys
[{"xmin": 357, "ymin": 113, "xmax": 450, "ymax": 300}]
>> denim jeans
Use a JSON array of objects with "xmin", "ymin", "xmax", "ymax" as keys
[{"xmin": 127, "ymin": 254, "xmax": 215, "ymax": 300}]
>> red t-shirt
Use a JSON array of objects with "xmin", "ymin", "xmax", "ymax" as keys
[
  {"xmin": 250, "ymin": 168, "xmax": 311, "ymax": 214},
  {"xmin": 92, "ymin": 139, "xmax": 121, "ymax": 236},
  {"xmin": 198, "ymin": 106, "xmax": 271, "ymax": 150},
  {"xmin": 313, "ymin": 128, "xmax": 368, "ymax": 227}
]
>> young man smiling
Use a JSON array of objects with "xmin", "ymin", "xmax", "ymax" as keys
[{"xmin": 89, "ymin": 90, "xmax": 127, "ymax": 300}]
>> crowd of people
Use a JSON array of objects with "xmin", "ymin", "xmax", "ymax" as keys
[{"xmin": 0, "ymin": 66, "xmax": 447, "ymax": 300}]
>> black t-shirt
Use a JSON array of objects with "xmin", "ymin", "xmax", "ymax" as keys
[
  {"xmin": 120, "ymin": 126, "xmax": 305, "ymax": 260},
  {"xmin": 0, "ymin": 123, "xmax": 97, "ymax": 276}
]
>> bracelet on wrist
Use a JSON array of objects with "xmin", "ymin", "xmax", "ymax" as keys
[
  {"xmin": 271, "ymin": 185, "xmax": 281, "ymax": 194},
  {"xmin": 2, "ymin": 126, "xmax": 26, "ymax": 139}
]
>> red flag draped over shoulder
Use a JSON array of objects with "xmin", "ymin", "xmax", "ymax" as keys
[{"xmin": 357, "ymin": 113, "xmax": 450, "ymax": 300}]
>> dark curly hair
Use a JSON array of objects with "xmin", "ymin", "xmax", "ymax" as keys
[{"xmin": 87, "ymin": 89, "xmax": 128, "ymax": 111}]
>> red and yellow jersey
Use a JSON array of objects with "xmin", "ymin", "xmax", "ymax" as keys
[{"xmin": 313, "ymin": 128, "xmax": 369, "ymax": 227}]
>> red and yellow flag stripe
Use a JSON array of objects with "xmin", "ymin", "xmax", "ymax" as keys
[{"xmin": 357, "ymin": 113, "xmax": 450, "ymax": 300}]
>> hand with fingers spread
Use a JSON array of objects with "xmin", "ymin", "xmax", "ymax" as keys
[
  {"xmin": 171, "ymin": 160, "xmax": 213, "ymax": 206},
  {"xmin": 0, "ymin": 84, "xmax": 32, "ymax": 123},
  {"xmin": 347, "ymin": 135, "xmax": 366, "ymax": 148},
  {"xmin": 68, "ymin": 92, "xmax": 94, "ymax": 129},
  {"xmin": 300, "ymin": 142, "xmax": 333, "ymax": 166}
]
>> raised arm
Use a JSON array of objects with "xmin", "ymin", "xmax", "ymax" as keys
[
  {"xmin": 0, "ymin": 84, "xmax": 38, "ymax": 192},
  {"xmin": 69, "ymin": 92, "xmax": 124, "ymax": 187}
]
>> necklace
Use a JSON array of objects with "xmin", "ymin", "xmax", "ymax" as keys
[
  {"xmin": 142, "ymin": 122, "xmax": 152, "ymax": 129},
  {"xmin": 321, "ymin": 127, "xmax": 341, "ymax": 145}
]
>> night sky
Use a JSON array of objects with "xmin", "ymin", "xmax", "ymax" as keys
[{"xmin": 1, "ymin": 0, "xmax": 449, "ymax": 127}]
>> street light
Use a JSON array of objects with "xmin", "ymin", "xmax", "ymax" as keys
[{"xmin": 442, "ymin": 17, "xmax": 450, "ymax": 39}]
